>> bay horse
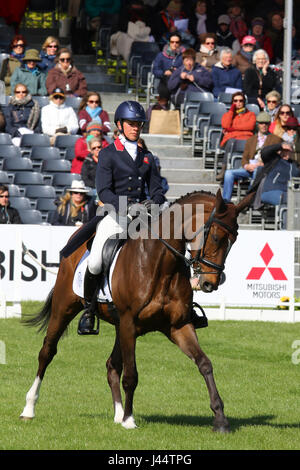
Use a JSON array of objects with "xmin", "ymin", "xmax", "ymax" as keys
[{"xmin": 20, "ymin": 189, "xmax": 253, "ymax": 432}]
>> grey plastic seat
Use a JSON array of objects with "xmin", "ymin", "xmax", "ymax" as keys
[
  {"xmin": 25, "ymin": 185, "xmax": 56, "ymax": 199},
  {"xmin": 20, "ymin": 209, "xmax": 43, "ymax": 224},
  {"xmin": 42, "ymin": 159, "xmax": 71, "ymax": 173},
  {"xmin": 9, "ymin": 196, "xmax": 32, "ymax": 210},
  {"xmin": 20, "ymin": 133, "xmax": 51, "ymax": 148},
  {"xmin": 14, "ymin": 171, "xmax": 45, "ymax": 186},
  {"xmin": 2, "ymin": 157, "xmax": 33, "ymax": 172},
  {"xmin": 0, "ymin": 133, "xmax": 13, "ymax": 145}
]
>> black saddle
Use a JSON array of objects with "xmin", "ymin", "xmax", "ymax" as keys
[{"xmin": 99, "ymin": 236, "xmax": 127, "ymax": 294}]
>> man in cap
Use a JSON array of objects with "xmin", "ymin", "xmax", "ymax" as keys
[
  {"xmin": 215, "ymin": 14, "xmax": 239, "ymax": 53},
  {"xmin": 222, "ymin": 111, "xmax": 282, "ymax": 202},
  {"xmin": 10, "ymin": 49, "xmax": 47, "ymax": 96},
  {"xmin": 41, "ymin": 87, "xmax": 79, "ymax": 145}
]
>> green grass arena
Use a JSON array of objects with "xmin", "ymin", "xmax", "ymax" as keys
[{"xmin": 1, "ymin": 302, "xmax": 300, "ymax": 450}]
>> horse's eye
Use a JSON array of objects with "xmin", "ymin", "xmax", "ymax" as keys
[{"xmin": 212, "ymin": 234, "xmax": 219, "ymax": 243}]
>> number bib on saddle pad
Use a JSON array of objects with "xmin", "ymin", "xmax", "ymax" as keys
[{"xmin": 72, "ymin": 248, "xmax": 122, "ymax": 303}]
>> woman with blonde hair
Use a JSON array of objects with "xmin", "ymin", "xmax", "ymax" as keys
[
  {"xmin": 39, "ymin": 36, "xmax": 60, "ymax": 74},
  {"xmin": 264, "ymin": 90, "xmax": 281, "ymax": 122},
  {"xmin": 78, "ymin": 91, "xmax": 111, "ymax": 134},
  {"xmin": 51, "ymin": 180, "xmax": 96, "ymax": 226},
  {"xmin": 269, "ymin": 104, "xmax": 295, "ymax": 138}
]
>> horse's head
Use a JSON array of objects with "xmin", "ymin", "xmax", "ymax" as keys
[{"xmin": 190, "ymin": 189, "xmax": 254, "ymax": 293}]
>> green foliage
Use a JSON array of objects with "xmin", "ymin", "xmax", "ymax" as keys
[{"xmin": 1, "ymin": 304, "xmax": 300, "ymax": 450}]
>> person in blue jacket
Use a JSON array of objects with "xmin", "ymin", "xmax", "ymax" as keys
[
  {"xmin": 260, "ymin": 142, "xmax": 300, "ymax": 206},
  {"xmin": 152, "ymin": 32, "xmax": 185, "ymax": 99},
  {"xmin": 167, "ymin": 47, "xmax": 213, "ymax": 108},
  {"xmin": 77, "ymin": 100, "xmax": 166, "ymax": 335},
  {"xmin": 39, "ymin": 36, "xmax": 60, "ymax": 75},
  {"xmin": 211, "ymin": 47, "xmax": 242, "ymax": 99}
]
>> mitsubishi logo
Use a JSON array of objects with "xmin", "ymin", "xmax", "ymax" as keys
[{"xmin": 246, "ymin": 243, "xmax": 287, "ymax": 281}]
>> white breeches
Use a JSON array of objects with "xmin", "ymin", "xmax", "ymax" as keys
[{"xmin": 87, "ymin": 214, "xmax": 127, "ymax": 275}]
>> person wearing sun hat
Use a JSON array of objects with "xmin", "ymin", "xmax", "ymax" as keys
[
  {"xmin": 71, "ymin": 120, "xmax": 109, "ymax": 174},
  {"xmin": 41, "ymin": 87, "xmax": 79, "ymax": 145},
  {"xmin": 50, "ymin": 179, "xmax": 96, "ymax": 226},
  {"xmin": 10, "ymin": 48, "xmax": 47, "ymax": 96}
]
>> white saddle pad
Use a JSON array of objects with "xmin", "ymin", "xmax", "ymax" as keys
[{"xmin": 73, "ymin": 248, "xmax": 121, "ymax": 302}]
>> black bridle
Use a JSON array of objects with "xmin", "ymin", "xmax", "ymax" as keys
[
  {"xmin": 190, "ymin": 208, "xmax": 238, "ymax": 276},
  {"xmin": 152, "ymin": 207, "xmax": 238, "ymax": 276}
]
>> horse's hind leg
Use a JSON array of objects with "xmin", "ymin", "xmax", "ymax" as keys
[
  {"xmin": 106, "ymin": 325, "xmax": 124, "ymax": 423},
  {"xmin": 20, "ymin": 291, "xmax": 82, "ymax": 420},
  {"xmin": 170, "ymin": 325, "xmax": 230, "ymax": 433}
]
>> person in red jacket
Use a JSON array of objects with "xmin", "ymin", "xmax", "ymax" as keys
[
  {"xmin": 77, "ymin": 91, "xmax": 111, "ymax": 135},
  {"xmin": 71, "ymin": 121, "xmax": 109, "ymax": 174},
  {"xmin": 216, "ymin": 91, "xmax": 256, "ymax": 182}
]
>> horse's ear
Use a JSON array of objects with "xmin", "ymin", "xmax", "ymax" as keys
[
  {"xmin": 235, "ymin": 191, "xmax": 256, "ymax": 215},
  {"xmin": 215, "ymin": 188, "xmax": 227, "ymax": 214}
]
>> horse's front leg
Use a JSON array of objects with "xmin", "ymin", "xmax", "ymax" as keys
[
  {"xmin": 170, "ymin": 324, "xmax": 230, "ymax": 433},
  {"xmin": 106, "ymin": 324, "xmax": 124, "ymax": 424},
  {"xmin": 119, "ymin": 313, "xmax": 138, "ymax": 429}
]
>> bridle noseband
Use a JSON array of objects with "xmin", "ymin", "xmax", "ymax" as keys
[{"xmin": 189, "ymin": 208, "xmax": 238, "ymax": 276}]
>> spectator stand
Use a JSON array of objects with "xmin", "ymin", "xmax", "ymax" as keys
[
  {"xmin": 180, "ymin": 91, "xmax": 214, "ymax": 145},
  {"xmin": 126, "ymin": 42, "xmax": 160, "ymax": 97},
  {"xmin": 191, "ymin": 102, "xmax": 227, "ymax": 159},
  {"xmin": 146, "ymin": 65, "xmax": 160, "ymax": 110}
]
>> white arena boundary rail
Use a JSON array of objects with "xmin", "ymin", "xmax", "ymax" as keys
[{"xmin": 0, "ymin": 226, "xmax": 300, "ymax": 322}]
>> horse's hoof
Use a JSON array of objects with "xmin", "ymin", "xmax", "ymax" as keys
[
  {"xmin": 122, "ymin": 416, "xmax": 137, "ymax": 429},
  {"xmin": 19, "ymin": 415, "xmax": 34, "ymax": 421},
  {"xmin": 213, "ymin": 423, "xmax": 230, "ymax": 433}
]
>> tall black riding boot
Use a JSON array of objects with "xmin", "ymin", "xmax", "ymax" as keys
[{"xmin": 77, "ymin": 268, "xmax": 100, "ymax": 335}]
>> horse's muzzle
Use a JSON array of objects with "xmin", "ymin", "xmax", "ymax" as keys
[{"xmin": 200, "ymin": 272, "xmax": 226, "ymax": 293}]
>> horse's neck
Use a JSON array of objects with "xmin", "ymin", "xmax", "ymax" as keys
[{"xmin": 158, "ymin": 197, "xmax": 215, "ymax": 248}]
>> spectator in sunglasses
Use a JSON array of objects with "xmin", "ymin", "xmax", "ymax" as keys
[
  {"xmin": 269, "ymin": 104, "xmax": 295, "ymax": 138},
  {"xmin": 10, "ymin": 49, "xmax": 47, "ymax": 96},
  {"xmin": 78, "ymin": 91, "xmax": 111, "ymax": 134},
  {"xmin": 195, "ymin": 33, "xmax": 219, "ymax": 72},
  {"xmin": 216, "ymin": 91, "xmax": 256, "ymax": 182},
  {"xmin": 264, "ymin": 90, "xmax": 281, "ymax": 122},
  {"xmin": 4, "ymin": 83, "xmax": 41, "ymax": 145},
  {"xmin": 41, "ymin": 87, "xmax": 79, "ymax": 145},
  {"xmin": 71, "ymin": 121, "xmax": 109, "ymax": 174},
  {"xmin": 46, "ymin": 47, "xmax": 87, "ymax": 97},
  {"xmin": 0, "ymin": 34, "xmax": 27, "ymax": 95},
  {"xmin": 39, "ymin": 36, "xmax": 60, "ymax": 75},
  {"xmin": 51, "ymin": 180, "xmax": 96, "ymax": 226},
  {"xmin": 0, "ymin": 185, "xmax": 22, "ymax": 225},
  {"xmin": 81, "ymin": 137, "xmax": 102, "ymax": 191}
]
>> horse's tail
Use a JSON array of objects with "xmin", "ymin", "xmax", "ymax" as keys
[{"xmin": 22, "ymin": 288, "xmax": 54, "ymax": 333}]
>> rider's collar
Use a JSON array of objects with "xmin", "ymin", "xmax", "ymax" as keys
[{"xmin": 118, "ymin": 134, "xmax": 138, "ymax": 160}]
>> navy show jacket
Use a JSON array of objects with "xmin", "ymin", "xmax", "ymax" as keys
[{"xmin": 95, "ymin": 137, "xmax": 166, "ymax": 213}]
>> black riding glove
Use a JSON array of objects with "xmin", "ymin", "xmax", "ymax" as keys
[{"xmin": 142, "ymin": 199, "xmax": 155, "ymax": 211}]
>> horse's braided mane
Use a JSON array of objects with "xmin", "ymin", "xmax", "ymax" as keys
[{"xmin": 170, "ymin": 190, "xmax": 216, "ymax": 207}]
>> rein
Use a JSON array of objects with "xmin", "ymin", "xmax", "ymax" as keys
[{"xmin": 143, "ymin": 205, "xmax": 238, "ymax": 275}]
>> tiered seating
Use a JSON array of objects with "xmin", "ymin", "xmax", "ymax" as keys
[{"xmin": 0, "ymin": 129, "xmax": 84, "ymax": 223}]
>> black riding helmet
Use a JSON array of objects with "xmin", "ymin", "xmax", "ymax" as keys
[{"xmin": 114, "ymin": 101, "xmax": 147, "ymax": 139}]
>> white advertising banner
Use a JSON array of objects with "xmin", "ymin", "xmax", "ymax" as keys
[
  {"xmin": 0, "ymin": 225, "xmax": 76, "ymax": 301},
  {"xmin": 194, "ymin": 230, "xmax": 295, "ymax": 307},
  {"xmin": 0, "ymin": 227, "xmax": 295, "ymax": 307}
]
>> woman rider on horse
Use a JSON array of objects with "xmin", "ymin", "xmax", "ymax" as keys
[{"xmin": 77, "ymin": 100, "xmax": 167, "ymax": 335}]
